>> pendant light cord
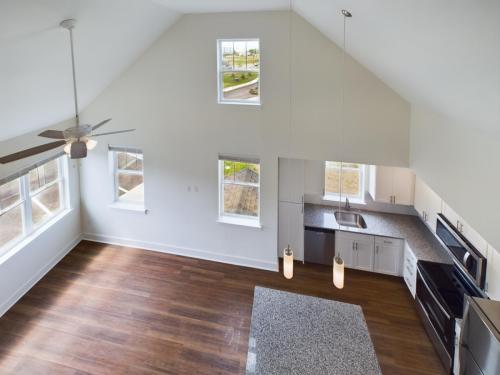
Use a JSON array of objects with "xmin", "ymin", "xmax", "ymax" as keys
[
  {"xmin": 337, "ymin": 10, "xmax": 351, "ymax": 254},
  {"xmin": 68, "ymin": 27, "xmax": 80, "ymax": 127},
  {"xmin": 286, "ymin": 0, "xmax": 293, "ymax": 251}
]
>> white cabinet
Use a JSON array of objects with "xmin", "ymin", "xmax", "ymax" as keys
[
  {"xmin": 335, "ymin": 232, "xmax": 355, "ymax": 268},
  {"xmin": 279, "ymin": 158, "xmax": 304, "ymax": 204},
  {"xmin": 335, "ymin": 232, "xmax": 374, "ymax": 272},
  {"xmin": 369, "ymin": 166, "xmax": 415, "ymax": 205},
  {"xmin": 374, "ymin": 237, "xmax": 404, "ymax": 276},
  {"xmin": 278, "ymin": 202, "xmax": 304, "ymax": 261},
  {"xmin": 355, "ymin": 235, "xmax": 375, "ymax": 272},
  {"xmin": 414, "ymin": 176, "xmax": 442, "ymax": 232},
  {"xmin": 403, "ymin": 243, "xmax": 418, "ymax": 298},
  {"xmin": 486, "ymin": 244, "xmax": 500, "ymax": 301}
]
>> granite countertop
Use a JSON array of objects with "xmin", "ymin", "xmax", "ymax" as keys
[
  {"xmin": 304, "ymin": 203, "xmax": 451, "ymax": 263},
  {"xmin": 246, "ymin": 287, "xmax": 381, "ymax": 375}
]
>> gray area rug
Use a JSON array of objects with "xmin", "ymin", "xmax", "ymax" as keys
[{"xmin": 246, "ymin": 287, "xmax": 382, "ymax": 375}]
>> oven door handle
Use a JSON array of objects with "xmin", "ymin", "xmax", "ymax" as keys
[{"xmin": 417, "ymin": 268, "xmax": 451, "ymax": 320}]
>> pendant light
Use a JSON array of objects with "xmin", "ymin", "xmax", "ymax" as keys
[
  {"xmin": 282, "ymin": 0, "xmax": 295, "ymax": 279},
  {"xmin": 333, "ymin": 9, "xmax": 352, "ymax": 290},
  {"xmin": 284, "ymin": 245, "xmax": 294, "ymax": 279}
]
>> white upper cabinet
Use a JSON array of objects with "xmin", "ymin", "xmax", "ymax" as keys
[
  {"xmin": 369, "ymin": 166, "xmax": 415, "ymax": 206},
  {"xmin": 374, "ymin": 237, "xmax": 404, "ymax": 276},
  {"xmin": 414, "ymin": 176, "xmax": 442, "ymax": 232},
  {"xmin": 279, "ymin": 158, "xmax": 304, "ymax": 204},
  {"xmin": 486, "ymin": 245, "xmax": 500, "ymax": 301}
]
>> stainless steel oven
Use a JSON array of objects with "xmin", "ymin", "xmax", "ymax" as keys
[
  {"xmin": 416, "ymin": 263, "xmax": 456, "ymax": 370},
  {"xmin": 415, "ymin": 214, "xmax": 487, "ymax": 374}
]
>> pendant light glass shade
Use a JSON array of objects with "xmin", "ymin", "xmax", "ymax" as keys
[
  {"xmin": 283, "ymin": 246, "xmax": 294, "ymax": 279},
  {"xmin": 333, "ymin": 255, "xmax": 344, "ymax": 289}
]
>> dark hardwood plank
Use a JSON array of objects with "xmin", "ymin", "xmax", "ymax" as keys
[{"xmin": 0, "ymin": 241, "xmax": 446, "ymax": 374}]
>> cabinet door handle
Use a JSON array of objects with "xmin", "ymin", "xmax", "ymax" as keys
[
  {"xmin": 375, "ymin": 245, "xmax": 379, "ymax": 254},
  {"xmin": 355, "ymin": 242, "xmax": 359, "ymax": 251},
  {"xmin": 352, "ymin": 242, "xmax": 355, "ymax": 251}
]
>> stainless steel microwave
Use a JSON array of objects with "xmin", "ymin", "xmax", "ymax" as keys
[{"xmin": 435, "ymin": 214, "xmax": 486, "ymax": 290}]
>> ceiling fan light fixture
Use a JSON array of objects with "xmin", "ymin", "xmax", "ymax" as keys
[
  {"xmin": 64, "ymin": 143, "xmax": 72, "ymax": 155},
  {"xmin": 70, "ymin": 141, "xmax": 87, "ymax": 159},
  {"xmin": 86, "ymin": 139, "xmax": 98, "ymax": 150}
]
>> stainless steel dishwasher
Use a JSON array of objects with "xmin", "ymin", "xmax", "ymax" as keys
[{"xmin": 304, "ymin": 226, "xmax": 335, "ymax": 265}]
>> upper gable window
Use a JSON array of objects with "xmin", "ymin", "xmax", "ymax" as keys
[{"xmin": 217, "ymin": 39, "xmax": 260, "ymax": 105}]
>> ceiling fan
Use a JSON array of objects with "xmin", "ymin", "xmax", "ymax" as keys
[{"xmin": 0, "ymin": 19, "xmax": 134, "ymax": 164}]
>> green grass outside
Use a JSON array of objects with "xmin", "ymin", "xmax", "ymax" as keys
[
  {"xmin": 223, "ymin": 54, "xmax": 260, "ymax": 69},
  {"xmin": 223, "ymin": 72, "xmax": 259, "ymax": 89},
  {"xmin": 224, "ymin": 161, "xmax": 259, "ymax": 178}
]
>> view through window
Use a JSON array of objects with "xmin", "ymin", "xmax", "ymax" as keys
[
  {"xmin": 220, "ymin": 157, "xmax": 260, "ymax": 219},
  {"xmin": 324, "ymin": 161, "xmax": 364, "ymax": 200},
  {"xmin": 218, "ymin": 39, "xmax": 260, "ymax": 104},
  {"xmin": 112, "ymin": 149, "xmax": 144, "ymax": 205},
  {"xmin": 0, "ymin": 156, "xmax": 66, "ymax": 252}
]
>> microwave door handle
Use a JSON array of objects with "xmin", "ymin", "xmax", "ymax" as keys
[
  {"xmin": 417, "ymin": 269, "xmax": 451, "ymax": 320},
  {"xmin": 463, "ymin": 252, "xmax": 470, "ymax": 267}
]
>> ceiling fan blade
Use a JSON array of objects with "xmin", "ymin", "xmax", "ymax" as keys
[
  {"xmin": 92, "ymin": 118, "xmax": 112, "ymax": 131},
  {"xmin": 0, "ymin": 141, "xmax": 66, "ymax": 164},
  {"xmin": 38, "ymin": 129, "xmax": 65, "ymax": 139},
  {"xmin": 91, "ymin": 129, "xmax": 135, "ymax": 137}
]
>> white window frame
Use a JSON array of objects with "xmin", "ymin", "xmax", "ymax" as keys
[
  {"xmin": 323, "ymin": 161, "xmax": 366, "ymax": 203},
  {"xmin": 217, "ymin": 38, "xmax": 261, "ymax": 106},
  {"xmin": 109, "ymin": 148, "xmax": 145, "ymax": 209},
  {"xmin": 218, "ymin": 156, "xmax": 261, "ymax": 227},
  {"xmin": 0, "ymin": 156, "xmax": 68, "ymax": 254}
]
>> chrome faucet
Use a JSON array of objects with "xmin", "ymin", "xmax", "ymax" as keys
[{"xmin": 345, "ymin": 197, "xmax": 351, "ymax": 210}]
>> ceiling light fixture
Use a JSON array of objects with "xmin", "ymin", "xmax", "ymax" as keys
[{"xmin": 0, "ymin": 19, "xmax": 135, "ymax": 164}]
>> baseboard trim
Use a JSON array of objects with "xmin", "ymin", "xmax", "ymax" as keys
[
  {"xmin": 83, "ymin": 233, "xmax": 278, "ymax": 272},
  {"xmin": 0, "ymin": 234, "xmax": 83, "ymax": 318}
]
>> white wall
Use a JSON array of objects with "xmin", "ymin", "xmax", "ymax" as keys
[
  {"xmin": 78, "ymin": 11, "xmax": 410, "ymax": 270},
  {"xmin": 410, "ymin": 105, "xmax": 500, "ymax": 300},
  {"xmin": 0, "ymin": 128, "xmax": 81, "ymax": 316},
  {"xmin": 410, "ymin": 105, "xmax": 500, "ymax": 251}
]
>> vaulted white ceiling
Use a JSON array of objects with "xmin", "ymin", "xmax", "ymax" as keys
[
  {"xmin": 0, "ymin": 0, "xmax": 180, "ymax": 141},
  {"xmin": 1, "ymin": 0, "xmax": 499, "ymax": 141},
  {"xmin": 294, "ymin": 0, "xmax": 500, "ymax": 136}
]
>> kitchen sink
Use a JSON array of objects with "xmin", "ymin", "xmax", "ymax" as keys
[{"xmin": 334, "ymin": 211, "xmax": 367, "ymax": 229}]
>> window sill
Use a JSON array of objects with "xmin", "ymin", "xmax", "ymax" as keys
[
  {"xmin": 217, "ymin": 216, "xmax": 262, "ymax": 229},
  {"xmin": 218, "ymin": 100, "xmax": 261, "ymax": 107},
  {"xmin": 322, "ymin": 195, "xmax": 366, "ymax": 205},
  {"xmin": 0, "ymin": 208, "xmax": 74, "ymax": 266},
  {"xmin": 109, "ymin": 202, "xmax": 147, "ymax": 214}
]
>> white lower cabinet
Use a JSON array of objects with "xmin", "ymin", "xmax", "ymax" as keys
[
  {"xmin": 403, "ymin": 243, "xmax": 418, "ymax": 298},
  {"xmin": 335, "ymin": 232, "xmax": 373, "ymax": 271},
  {"xmin": 335, "ymin": 232, "xmax": 404, "ymax": 275},
  {"xmin": 374, "ymin": 237, "xmax": 404, "ymax": 276}
]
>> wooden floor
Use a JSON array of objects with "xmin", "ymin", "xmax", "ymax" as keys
[{"xmin": 0, "ymin": 241, "xmax": 446, "ymax": 375}]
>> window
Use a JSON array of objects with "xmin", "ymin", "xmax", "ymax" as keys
[
  {"xmin": 110, "ymin": 147, "xmax": 144, "ymax": 206},
  {"xmin": 219, "ymin": 156, "xmax": 260, "ymax": 223},
  {"xmin": 0, "ymin": 156, "xmax": 66, "ymax": 252},
  {"xmin": 217, "ymin": 39, "xmax": 260, "ymax": 105},
  {"xmin": 324, "ymin": 161, "xmax": 365, "ymax": 201}
]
